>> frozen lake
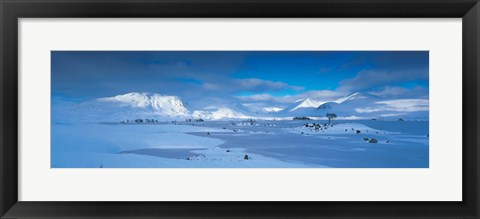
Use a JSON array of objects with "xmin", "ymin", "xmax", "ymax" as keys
[{"xmin": 51, "ymin": 120, "xmax": 428, "ymax": 168}]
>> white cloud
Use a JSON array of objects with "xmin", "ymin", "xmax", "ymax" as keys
[
  {"xmin": 202, "ymin": 83, "xmax": 219, "ymax": 90},
  {"xmin": 355, "ymin": 99, "xmax": 429, "ymax": 113},
  {"xmin": 237, "ymin": 94, "xmax": 277, "ymax": 102},
  {"xmin": 262, "ymin": 107, "xmax": 284, "ymax": 112},
  {"xmin": 339, "ymin": 69, "xmax": 428, "ymax": 91},
  {"xmin": 300, "ymin": 90, "xmax": 347, "ymax": 101},
  {"xmin": 369, "ymin": 86, "xmax": 428, "ymax": 98},
  {"xmin": 236, "ymin": 78, "xmax": 304, "ymax": 92},
  {"xmin": 235, "ymin": 90, "xmax": 347, "ymax": 105}
]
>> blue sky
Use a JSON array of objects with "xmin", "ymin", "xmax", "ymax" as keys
[{"xmin": 51, "ymin": 51, "xmax": 428, "ymax": 109}]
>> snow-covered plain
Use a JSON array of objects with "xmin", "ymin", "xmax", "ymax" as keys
[{"xmin": 51, "ymin": 119, "xmax": 428, "ymax": 168}]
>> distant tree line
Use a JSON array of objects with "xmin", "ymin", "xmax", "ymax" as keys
[
  {"xmin": 186, "ymin": 118, "xmax": 204, "ymax": 122},
  {"xmin": 120, "ymin": 119, "xmax": 159, "ymax": 124},
  {"xmin": 293, "ymin": 116, "xmax": 311, "ymax": 120}
]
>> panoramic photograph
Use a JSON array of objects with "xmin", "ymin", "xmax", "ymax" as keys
[{"xmin": 51, "ymin": 51, "xmax": 429, "ymax": 168}]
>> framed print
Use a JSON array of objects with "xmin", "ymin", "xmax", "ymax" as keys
[
  {"xmin": 50, "ymin": 50, "xmax": 430, "ymax": 169},
  {"xmin": 1, "ymin": 0, "xmax": 479, "ymax": 218}
]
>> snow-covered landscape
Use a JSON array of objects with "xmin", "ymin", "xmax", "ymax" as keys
[
  {"xmin": 52, "ymin": 91, "xmax": 428, "ymax": 168},
  {"xmin": 51, "ymin": 51, "xmax": 429, "ymax": 168}
]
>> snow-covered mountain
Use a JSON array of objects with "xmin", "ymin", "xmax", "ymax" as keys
[
  {"xmin": 274, "ymin": 98, "xmax": 322, "ymax": 116},
  {"xmin": 281, "ymin": 98, "xmax": 321, "ymax": 112},
  {"xmin": 233, "ymin": 103, "xmax": 283, "ymax": 114},
  {"xmin": 53, "ymin": 92, "xmax": 190, "ymax": 122},
  {"xmin": 314, "ymin": 92, "xmax": 428, "ymax": 119},
  {"xmin": 97, "ymin": 93, "xmax": 189, "ymax": 116},
  {"xmin": 315, "ymin": 92, "xmax": 380, "ymax": 116},
  {"xmin": 53, "ymin": 92, "xmax": 255, "ymax": 122},
  {"xmin": 52, "ymin": 91, "xmax": 429, "ymax": 123},
  {"xmin": 269, "ymin": 92, "xmax": 428, "ymax": 119},
  {"xmin": 192, "ymin": 108, "xmax": 249, "ymax": 120}
]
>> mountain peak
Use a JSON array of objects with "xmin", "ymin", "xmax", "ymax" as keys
[
  {"xmin": 281, "ymin": 98, "xmax": 321, "ymax": 113},
  {"xmin": 335, "ymin": 92, "xmax": 378, "ymax": 103},
  {"xmin": 97, "ymin": 92, "xmax": 189, "ymax": 116},
  {"xmin": 192, "ymin": 107, "xmax": 248, "ymax": 120},
  {"xmin": 294, "ymin": 97, "xmax": 311, "ymax": 103}
]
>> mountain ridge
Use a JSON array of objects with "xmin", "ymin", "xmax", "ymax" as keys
[{"xmin": 53, "ymin": 92, "xmax": 429, "ymax": 122}]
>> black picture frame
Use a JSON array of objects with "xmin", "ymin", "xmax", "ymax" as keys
[{"xmin": 1, "ymin": 0, "xmax": 479, "ymax": 218}]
